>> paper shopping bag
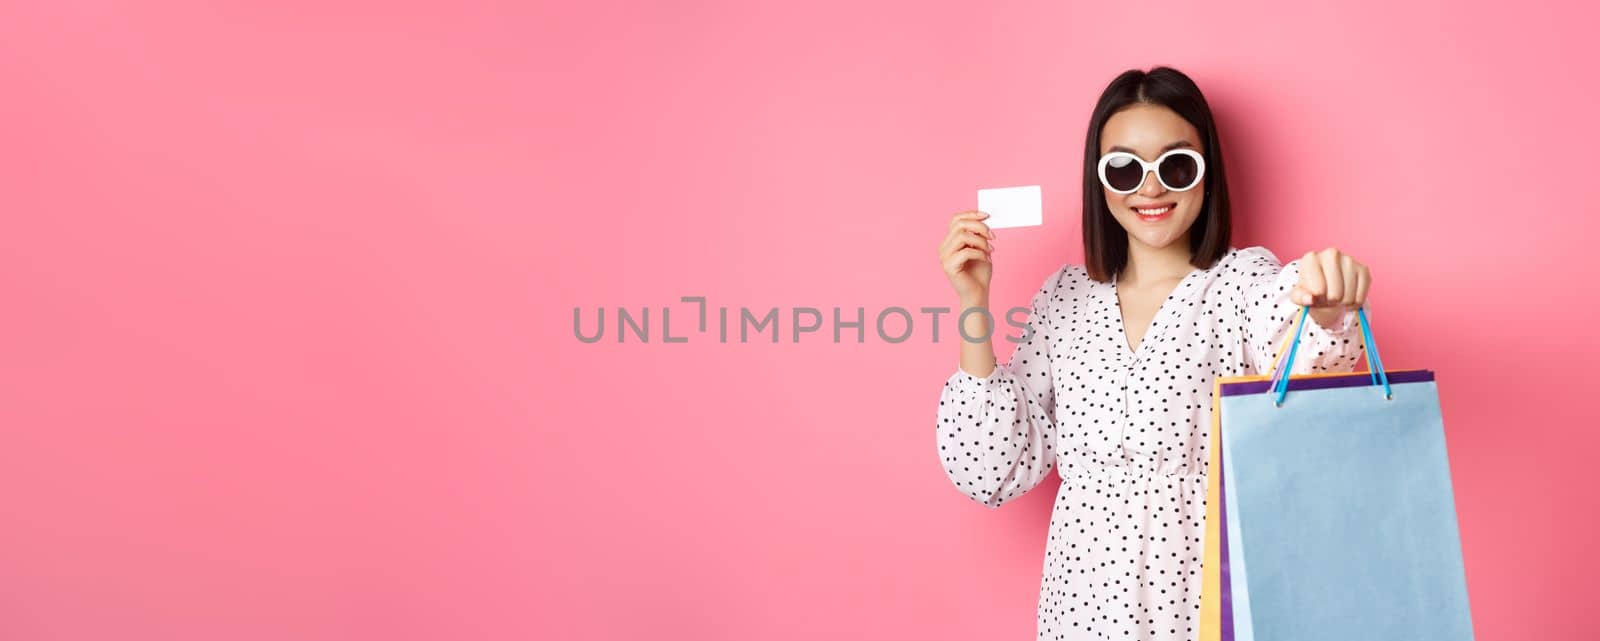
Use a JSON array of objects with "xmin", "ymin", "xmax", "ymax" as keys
[{"xmin": 1200, "ymin": 306, "xmax": 1474, "ymax": 641}]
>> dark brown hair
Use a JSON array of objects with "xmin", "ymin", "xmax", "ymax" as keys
[{"xmin": 1082, "ymin": 67, "xmax": 1232, "ymax": 282}]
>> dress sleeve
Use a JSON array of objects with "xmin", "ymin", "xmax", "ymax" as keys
[
  {"xmin": 934, "ymin": 267, "xmax": 1065, "ymax": 509},
  {"xmin": 1238, "ymin": 247, "xmax": 1369, "ymax": 376}
]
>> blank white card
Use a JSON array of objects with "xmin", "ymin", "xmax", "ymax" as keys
[{"xmin": 976, "ymin": 185, "xmax": 1042, "ymax": 229}]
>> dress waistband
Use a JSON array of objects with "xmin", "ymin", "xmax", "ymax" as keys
[{"xmin": 1061, "ymin": 466, "xmax": 1206, "ymax": 479}]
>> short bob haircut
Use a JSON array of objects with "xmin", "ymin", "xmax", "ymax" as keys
[{"xmin": 1082, "ymin": 67, "xmax": 1232, "ymax": 283}]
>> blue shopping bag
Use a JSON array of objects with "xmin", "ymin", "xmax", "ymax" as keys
[{"xmin": 1204, "ymin": 306, "xmax": 1474, "ymax": 641}]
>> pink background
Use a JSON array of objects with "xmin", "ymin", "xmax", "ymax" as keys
[{"xmin": 3, "ymin": 1, "xmax": 1596, "ymax": 639}]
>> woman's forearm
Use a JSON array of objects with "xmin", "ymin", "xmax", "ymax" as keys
[{"xmin": 958, "ymin": 296, "xmax": 998, "ymax": 377}]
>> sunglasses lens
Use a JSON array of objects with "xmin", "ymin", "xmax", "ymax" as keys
[
  {"xmin": 1158, "ymin": 153, "xmax": 1201, "ymax": 190},
  {"xmin": 1102, "ymin": 155, "xmax": 1144, "ymax": 192}
]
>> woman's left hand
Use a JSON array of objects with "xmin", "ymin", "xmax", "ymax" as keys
[{"xmin": 1290, "ymin": 247, "xmax": 1371, "ymax": 328}]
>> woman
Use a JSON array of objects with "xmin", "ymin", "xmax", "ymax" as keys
[{"xmin": 934, "ymin": 67, "xmax": 1372, "ymax": 640}]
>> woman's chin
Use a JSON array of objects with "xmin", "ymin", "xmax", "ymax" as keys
[{"xmin": 1127, "ymin": 228, "xmax": 1184, "ymax": 250}]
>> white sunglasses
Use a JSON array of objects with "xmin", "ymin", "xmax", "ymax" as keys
[{"xmin": 1096, "ymin": 148, "xmax": 1206, "ymax": 194}]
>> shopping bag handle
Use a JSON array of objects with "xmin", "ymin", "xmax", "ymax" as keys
[{"xmin": 1266, "ymin": 305, "xmax": 1392, "ymax": 407}]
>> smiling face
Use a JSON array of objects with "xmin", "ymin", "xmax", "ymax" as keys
[{"xmin": 1099, "ymin": 103, "xmax": 1206, "ymax": 252}]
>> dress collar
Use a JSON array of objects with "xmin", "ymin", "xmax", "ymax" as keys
[{"xmin": 1104, "ymin": 248, "xmax": 1233, "ymax": 360}]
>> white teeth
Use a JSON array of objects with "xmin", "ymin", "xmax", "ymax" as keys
[{"xmin": 1135, "ymin": 206, "xmax": 1172, "ymax": 216}]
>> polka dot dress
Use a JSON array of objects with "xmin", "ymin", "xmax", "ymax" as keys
[{"xmin": 935, "ymin": 245, "xmax": 1367, "ymax": 640}]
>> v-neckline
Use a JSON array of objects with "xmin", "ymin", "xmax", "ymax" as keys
[{"xmin": 1110, "ymin": 266, "xmax": 1203, "ymax": 359}]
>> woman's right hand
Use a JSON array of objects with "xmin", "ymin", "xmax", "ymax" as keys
[{"xmin": 940, "ymin": 210, "xmax": 995, "ymax": 303}]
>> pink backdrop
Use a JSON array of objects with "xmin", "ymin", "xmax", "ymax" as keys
[{"xmin": 3, "ymin": 1, "xmax": 1595, "ymax": 639}]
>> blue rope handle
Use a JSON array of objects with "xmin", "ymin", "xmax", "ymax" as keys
[
  {"xmin": 1264, "ymin": 306, "xmax": 1304, "ymax": 399},
  {"xmin": 1269, "ymin": 305, "xmax": 1393, "ymax": 407},
  {"xmin": 1356, "ymin": 307, "xmax": 1393, "ymax": 400},
  {"xmin": 1270, "ymin": 307, "xmax": 1309, "ymax": 405}
]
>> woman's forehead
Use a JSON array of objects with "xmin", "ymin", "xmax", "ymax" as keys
[{"xmin": 1100, "ymin": 104, "xmax": 1202, "ymax": 156}]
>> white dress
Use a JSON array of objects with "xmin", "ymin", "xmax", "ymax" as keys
[{"xmin": 935, "ymin": 245, "xmax": 1368, "ymax": 640}]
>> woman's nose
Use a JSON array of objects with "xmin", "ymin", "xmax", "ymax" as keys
[{"xmin": 1137, "ymin": 170, "xmax": 1166, "ymax": 197}]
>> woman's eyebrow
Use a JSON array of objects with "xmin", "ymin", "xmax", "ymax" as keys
[{"xmin": 1106, "ymin": 140, "xmax": 1196, "ymax": 154}]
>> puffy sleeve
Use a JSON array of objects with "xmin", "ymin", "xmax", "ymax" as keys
[
  {"xmin": 1236, "ymin": 246, "xmax": 1369, "ymax": 376},
  {"xmin": 934, "ymin": 266, "xmax": 1066, "ymax": 509}
]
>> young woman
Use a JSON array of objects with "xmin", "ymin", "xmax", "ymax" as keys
[{"xmin": 934, "ymin": 67, "xmax": 1372, "ymax": 640}]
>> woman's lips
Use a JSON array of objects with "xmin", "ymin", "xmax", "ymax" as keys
[{"xmin": 1133, "ymin": 204, "xmax": 1173, "ymax": 221}]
